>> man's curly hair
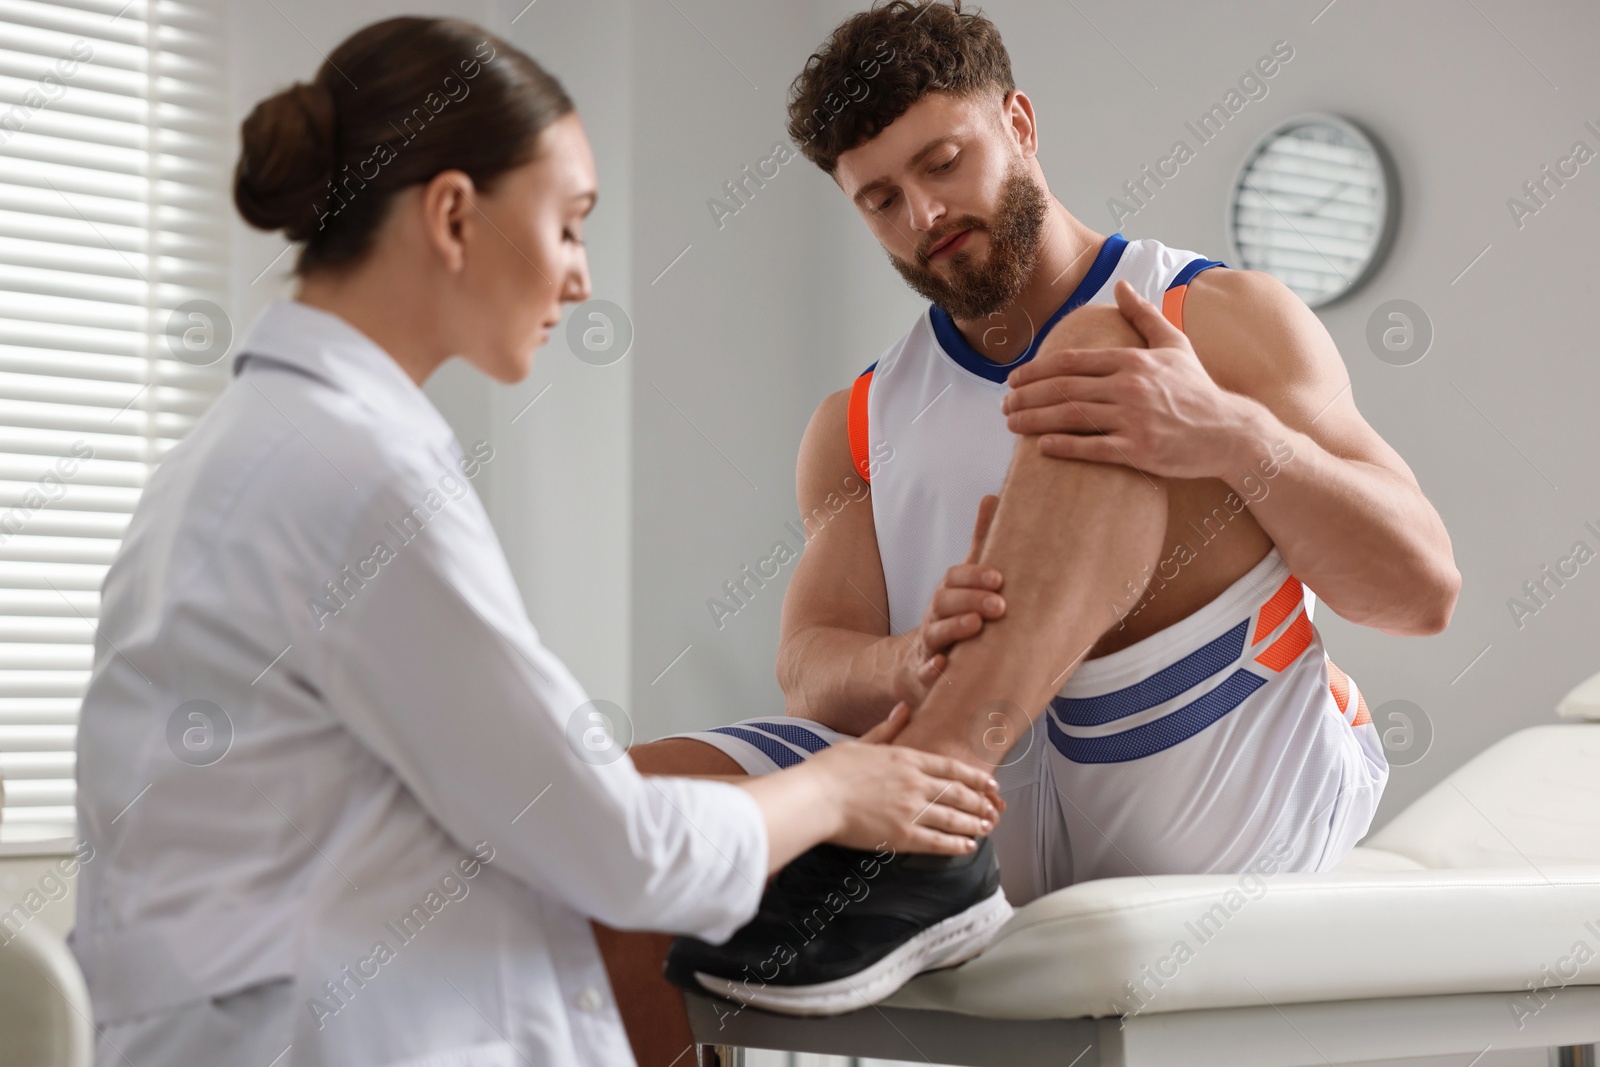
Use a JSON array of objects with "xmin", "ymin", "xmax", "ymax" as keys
[{"xmin": 786, "ymin": 1, "xmax": 1015, "ymax": 174}]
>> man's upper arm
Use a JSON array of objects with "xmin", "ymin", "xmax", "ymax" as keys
[
  {"xmin": 778, "ymin": 388, "xmax": 891, "ymax": 655},
  {"xmin": 1182, "ymin": 267, "xmax": 1418, "ymax": 485}
]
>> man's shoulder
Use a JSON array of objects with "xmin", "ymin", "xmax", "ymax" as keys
[{"xmin": 1180, "ymin": 265, "xmax": 1335, "ymax": 398}]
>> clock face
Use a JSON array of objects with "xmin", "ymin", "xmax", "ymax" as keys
[{"xmin": 1229, "ymin": 115, "xmax": 1395, "ymax": 308}]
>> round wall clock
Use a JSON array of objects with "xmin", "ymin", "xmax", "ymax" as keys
[{"xmin": 1227, "ymin": 114, "xmax": 1398, "ymax": 308}]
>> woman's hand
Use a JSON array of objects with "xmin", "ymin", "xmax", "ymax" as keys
[
  {"xmin": 807, "ymin": 703, "xmax": 1001, "ymax": 856},
  {"xmin": 890, "ymin": 495, "xmax": 1005, "ymax": 708}
]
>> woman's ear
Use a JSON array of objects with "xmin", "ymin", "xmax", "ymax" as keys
[{"xmin": 420, "ymin": 168, "xmax": 476, "ymax": 273}]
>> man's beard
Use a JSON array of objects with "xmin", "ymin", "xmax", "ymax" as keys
[{"xmin": 887, "ymin": 164, "xmax": 1049, "ymax": 321}]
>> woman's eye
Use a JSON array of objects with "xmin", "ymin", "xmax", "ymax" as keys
[
  {"xmin": 934, "ymin": 158, "xmax": 955, "ymax": 173},
  {"xmin": 564, "ymin": 228, "xmax": 585, "ymax": 245}
]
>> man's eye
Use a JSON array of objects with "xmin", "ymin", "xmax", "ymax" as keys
[
  {"xmin": 875, "ymin": 195, "xmax": 896, "ymax": 212},
  {"xmin": 934, "ymin": 158, "xmax": 955, "ymax": 172}
]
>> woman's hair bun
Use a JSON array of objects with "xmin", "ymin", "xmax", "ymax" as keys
[{"xmin": 233, "ymin": 79, "xmax": 338, "ymax": 240}]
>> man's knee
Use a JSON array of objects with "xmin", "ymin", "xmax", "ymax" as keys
[{"xmin": 1044, "ymin": 303, "xmax": 1145, "ymax": 350}]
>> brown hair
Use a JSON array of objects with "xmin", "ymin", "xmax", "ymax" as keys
[
  {"xmin": 786, "ymin": 0, "xmax": 1014, "ymax": 174},
  {"xmin": 233, "ymin": 17, "xmax": 573, "ymax": 275}
]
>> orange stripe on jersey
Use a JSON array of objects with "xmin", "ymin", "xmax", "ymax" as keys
[
  {"xmin": 1352, "ymin": 690, "xmax": 1372, "ymax": 727},
  {"xmin": 847, "ymin": 369, "xmax": 874, "ymax": 482},
  {"xmin": 1161, "ymin": 284, "xmax": 1189, "ymax": 330},
  {"xmin": 1325, "ymin": 657, "xmax": 1351, "ymax": 714},
  {"xmin": 1254, "ymin": 607, "xmax": 1312, "ymax": 672},
  {"xmin": 1253, "ymin": 575, "xmax": 1304, "ymax": 646}
]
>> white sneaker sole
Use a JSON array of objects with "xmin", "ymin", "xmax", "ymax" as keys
[{"xmin": 694, "ymin": 885, "xmax": 1013, "ymax": 1017}]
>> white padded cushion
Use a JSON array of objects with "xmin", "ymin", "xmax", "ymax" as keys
[
  {"xmin": 1558, "ymin": 669, "xmax": 1600, "ymax": 721},
  {"xmin": 0, "ymin": 923, "xmax": 91, "ymax": 1067},
  {"xmin": 884, "ymin": 724, "xmax": 1600, "ymax": 1020},
  {"xmin": 1364, "ymin": 724, "xmax": 1600, "ymax": 869},
  {"xmin": 886, "ymin": 865, "xmax": 1600, "ymax": 1020},
  {"xmin": 1325, "ymin": 845, "xmax": 1426, "ymax": 872}
]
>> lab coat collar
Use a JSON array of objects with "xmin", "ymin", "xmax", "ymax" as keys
[{"xmin": 234, "ymin": 298, "xmax": 460, "ymax": 453}]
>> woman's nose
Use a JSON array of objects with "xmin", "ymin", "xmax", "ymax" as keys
[{"xmin": 564, "ymin": 248, "xmax": 592, "ymax": 304}]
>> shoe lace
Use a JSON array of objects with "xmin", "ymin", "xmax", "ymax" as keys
[{"xmin": 757, "ymin": 847, "xmax": 879, "ymax": 923}]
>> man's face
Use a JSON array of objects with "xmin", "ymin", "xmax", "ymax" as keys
[{"xmin": 834, "ymin": 90, "xmax": 1048, "ymax": 320}]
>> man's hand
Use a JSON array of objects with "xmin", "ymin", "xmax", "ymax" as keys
[
  {"xmin": 889, "ymin": 494, "xmax": 1004, "ymax": 708},
  {"xmin": 1000, "ymin": 278, "xmax": 1259, "ymax": 480}
]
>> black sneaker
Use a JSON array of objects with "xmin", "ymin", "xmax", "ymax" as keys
[{"xmin": 664, "ymin": 836, "xmax": 1011, "ymax": 1016}]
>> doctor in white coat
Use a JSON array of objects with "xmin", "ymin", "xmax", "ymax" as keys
[{"xmin": 69, "ymin": 16, "xmax": 1001, "ymax": 1067}]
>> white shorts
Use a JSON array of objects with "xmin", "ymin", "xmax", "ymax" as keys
[{"xmin": 666, "ymin": 548, "xmax": 1388, "ymax": 908}]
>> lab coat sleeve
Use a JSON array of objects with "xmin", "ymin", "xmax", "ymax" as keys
[{"xmin": 306, "ymin": 464, "xmax": 768, "ymax": 942}]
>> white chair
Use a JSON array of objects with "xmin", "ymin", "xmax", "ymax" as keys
[
  {"xmin": 0, "ymin": 921, "xmax": 93, "ymax": 1067},
  {"xmin": 691, "ymin": 674, "xmax": 1600, "ymax": 1067}
]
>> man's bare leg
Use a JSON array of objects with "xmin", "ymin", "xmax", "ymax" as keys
[
  {"xmin": 893, "ymin": 303, "xmax": 1169, "ymax": 766},
  {"xmin": 593, "ymin": 303, "xmax": 1166, "ymax": 1056},
  {"xmin": 593, "ymin": 739, "xmax": 746, "ymax": 1067}
]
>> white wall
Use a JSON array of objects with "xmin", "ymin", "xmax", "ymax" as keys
[{"xmin": 227, "ymin": 0, "xmax": 1600, "ymax": 839}]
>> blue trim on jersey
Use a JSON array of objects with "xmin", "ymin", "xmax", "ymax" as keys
[
  {"xmin": 1168, "ymin": 257, "xmax": 1227, "ymax": 290},
  {"xmin": 746, "ymin": 720, "xmax": 832, "ymax": 753},
  {"xmin": 710, "ymin": 726, "xmax": 804, "ymax": 768},
  {"xmin": 859, "ymin": 361, "xmax": 878, "ymax": 376},
  {"xmin": 929, "ymin": 232, "xmax": 1130, "ymax": 385},
  {"xmin": 1050, "ymin": 619, "xmax": 1249, "ymax": 728},
  {"xmin": 1047, "ymin": 667, "xmax": 1268, "ymax": 764}
]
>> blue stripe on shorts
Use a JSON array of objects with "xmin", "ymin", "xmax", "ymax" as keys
[
  {"xmin": 708, "ymin": 726, "xmax": 805, "ymax": 768},
  {"xmin": 1051, "ymin": 619, "xmax": 1249, "ymax": 727},
  {"xmin": 1048, "ymin": 667, "xmax": 1268, "ymax": 763},
  {"xmin": 744, "ymin": 720, "xmax": 832, "ymax": 753}
]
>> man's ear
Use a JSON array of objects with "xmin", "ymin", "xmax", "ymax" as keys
[
  {"xmin": 420, "ymin": 168, "xmax": 476, "ymax": 273},
  {"xmin": 1004, "ymin": 89, "xmax": 1039, "ymax": 161}
]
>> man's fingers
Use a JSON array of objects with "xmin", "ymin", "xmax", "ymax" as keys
[
  {"xmin": 1003, "ymin": 375, "xmax": 1118, "ymax": 412},
  {"xmin": 1114, "ymin": 277, "xmax": 1185, "ymax": 347},
  {"xmin": 932, "ymin": 586, "xmax": 1005, "ymax": 620},
  {"xmin": 921, "ymin": 613, "xmax": 983, "ymax": 655},
  {"xmin": 1007, "ymin": 400, "xmax": 1122, "ymax": 437},
  {"xmin": 966, "ymin": 493, "xmax": 1000, "ymax": 564},
  {"xmin": 1006, "ymin": 346, "xmax": 1127, "ymax": 386},
  {"xmin": 943, "ymin": 563, "xmax": 1002, "ymax": 591}
]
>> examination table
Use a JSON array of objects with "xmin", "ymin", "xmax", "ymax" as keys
[{"xmin": 689, "ymin": 679, "xmax": 1600, "ymax": 1067}]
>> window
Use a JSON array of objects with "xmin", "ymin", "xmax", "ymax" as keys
[{"xmin": 0, "ymin": 0, "xmax": 229, "ymax": 845}]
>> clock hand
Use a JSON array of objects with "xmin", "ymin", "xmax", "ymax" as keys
[{"xmin": 1286, "ymin": 180, "xmax": 1349, "ymax": 218}]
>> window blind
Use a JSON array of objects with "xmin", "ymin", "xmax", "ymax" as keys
[{"xmin": 0, "ymin": 0, "xmax": 230, "ymax": 845}]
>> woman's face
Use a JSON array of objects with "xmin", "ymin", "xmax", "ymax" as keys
[{"xmin": 455, "ymin": 111, "xmax": 596, "ymax": 383}]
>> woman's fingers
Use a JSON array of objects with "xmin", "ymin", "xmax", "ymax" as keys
[
  {"xmin": 918, "ymin": 751, "xmax": 1000, "ymax": 798},
  {"xmin": 858, "ymin": 701, "xmax": 909, "ymax": 745},
  {"xmin": 923, "ymin": 777, "xmax": 995, "ymax": 822},
  {"xmin": 913, "ymin": 798, "xmax": 993, "ymax": 839},
  {"xmin": 905, "ymin": 828, "xmax": 979, "ymax": 856}
]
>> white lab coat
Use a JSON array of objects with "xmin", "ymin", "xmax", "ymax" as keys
[{"xmin": 70, "ymin": 298, "xmax": 768, "ymax": 1066}]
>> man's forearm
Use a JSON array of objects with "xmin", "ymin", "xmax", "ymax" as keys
[
  {"xmin": 1223, "ymin": 400, "xmax": 1459, "ymax": 635},
  {"xmin": 778, "ymin": 625, "xmax": 903, "ymax": 735}
]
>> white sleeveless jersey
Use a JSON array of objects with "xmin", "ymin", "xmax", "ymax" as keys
[{"xmin": 842, "ymin": 233, "xmax": 1390, "ymax": 884}]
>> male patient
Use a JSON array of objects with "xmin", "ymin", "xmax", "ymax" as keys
[{"xmin": 596, "ymin": 0, "xmax": 1459, "ymax": 1051}]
